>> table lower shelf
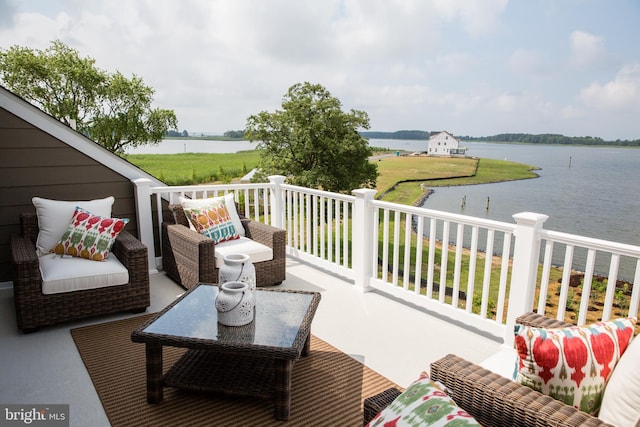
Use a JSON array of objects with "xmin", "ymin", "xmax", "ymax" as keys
[{"xmin": 163, "ymin": 349, "xmax": 276, "ymax": 400}]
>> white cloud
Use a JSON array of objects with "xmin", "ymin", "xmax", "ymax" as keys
[
  {"xmin": 432, "ymin": 0, "xmax": 508, "ymax": 37},
  {"xmin": 579, "ymin": 64, "xmax": 640, "ymax": 110},
  {"xmin": 507, "ymin": 48, "xmax": 546, "ymax": 76},
  {"xmin": 570, "ymin": 30, "xmax": 607, "ymax": 68}
]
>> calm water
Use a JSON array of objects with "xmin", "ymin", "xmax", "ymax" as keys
[
  {"xmin": 129, "ymin": 138, "xmax": 640, "ymax": 248},
  {"xmin": 125, "ymin": 138, "xmax": 259, "ymax": 154},
  {"xmin": 414, "ymin": 142, "xmax": 640, "ymax": 249}
]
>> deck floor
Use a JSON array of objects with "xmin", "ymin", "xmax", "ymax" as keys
[{"xmin": 0, "ymin": 256, "xmax": 502, "ymax": 427}]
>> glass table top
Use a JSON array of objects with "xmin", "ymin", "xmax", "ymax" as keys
[{"xmin": 142, "ymin": 285, "xmax": 317, "ymax": 349}]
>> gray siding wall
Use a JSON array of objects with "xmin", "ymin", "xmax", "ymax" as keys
[{"xmin": 0, "ymin": 107, "xmax": 139, "ymax": 282}]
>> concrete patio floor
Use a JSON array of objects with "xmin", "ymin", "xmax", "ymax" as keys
[{"xmin": 0, "ymin": 256, "xmax": 503, "ymax": 426}]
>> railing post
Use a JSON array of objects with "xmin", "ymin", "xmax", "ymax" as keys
[
  {"xmin": 268, "ymin": 175, "xmax": 286, "ymax": 229},
  {"xmin": 132, "ymin": 178, "xmax": 158, "ymax": 274},
  {"xmin": 352, "ymin": 189, "xmax": 377, "ymax": 292},
  {"xmin": 505, "ymin": 212, "xmax": 549, "ymax": 345}
]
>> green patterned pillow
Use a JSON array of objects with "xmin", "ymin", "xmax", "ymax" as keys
[
  {"xmin": 54, "ymin": 207, "xmax": 129, "ymax": 261},
  {"xmin": 183, "ymin": 199, "xmax": 240, "ymax": 244},
  {"xmin": 367, "ymin": 372, "xmax": 480, "ymax": 427}
]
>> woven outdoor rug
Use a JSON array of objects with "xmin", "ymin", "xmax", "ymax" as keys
[{"xmin": 71, "ymin": 314, "xmax": 399, "ymax": 426}]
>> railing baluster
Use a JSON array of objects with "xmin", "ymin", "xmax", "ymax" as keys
[
  {"xmin": 537, "ymin": 240, "xmax": 554, "ymax": 314},
  {"xmin": 496, "ymin": 232, "xmax": 512, "ymax": 324},
  {"xmin": 466, "ymin": 226, "xmax": 479, "ymax": 313},
  {"xmin": 557, "ymin": 244, "xmax": 575, "ymax": 321},
  {"xmin": 335, "ymin": 199, "xmax": 341, "ymax": 264},
  {"xmin": 452, "ymin": 223, "xmax": 464, "ymax": 307},
  {"xmin": 427, "ymin": 218, "xmax": 436, "ymax": 299},
  {"xmin": 342, "ymin": 200, "xmax": 349, "ymax": 268},
  {"xmin": 415, "ymin": 215, "xmax": 424, "ymax": 295},
  {"xmin": 439, "ymin": 221, "xmax": 450, "ymax": 303},
  {"xmin": 382, "ymin": 209, "xmax": 390, "ymax": 283},
  {"xmin": 480, "ymin": 229, "xmax": 495, "ymax": 318},
  {"xmin": 403, "ymin": 213, "xmax": 412, "ymax": 290},
  {"xmin": 577, "ymin": 249, "xmax": 597, "ymax": 325},
  {"xmin": 392, "ymin": 210, "xmax": 400, "ymax": 287},
  {"xmin": 372, "ymin": 207, "xmax": 380, "ymax": 280},
  {"xmin": 602, "ymin": 254, "xmax": 620, "ymax": 321},
  {"xmin": 630, "ymin": 260, "xmax": 640, "ymax": 318}
]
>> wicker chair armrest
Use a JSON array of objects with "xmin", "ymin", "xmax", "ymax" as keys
[
  {"xmin": 515, "ymin": 312, "xmax": 573, "ymax": 328},
  {"xmin": 362, "ymin": 387, "xmax": 403, "ymax": 426},
  {"xmin": 430, "ymin": 354, "xmax": 611, "ymax": 427},
  {"xmin": 10, "ymin": 234, "xmax": 40, "ymax": 282},
  {"xmin": 164, "ymin": 222, "xmax": 216, "ymax": 275},
  {"xmin": 111, "ymin": 230, "xmax": 149, "ymax": 274},
  {"xmin": 242, "ymin": 220, "xmax": 286, "ymax": 253}
]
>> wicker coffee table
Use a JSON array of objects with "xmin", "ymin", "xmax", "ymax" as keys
[{"xmin": 131, "ymin": 283, "xmax": 321, "ymax": 420}]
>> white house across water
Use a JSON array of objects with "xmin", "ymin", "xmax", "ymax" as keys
[{"xmin": 427, "ymin": 131, "xmax": 467, "ymax": 156}]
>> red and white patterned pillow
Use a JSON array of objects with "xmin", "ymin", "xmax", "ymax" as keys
[
  {"xmin": 514, "ymin": 317, "xmax": 636, "ymax": 415},
  {"xmin": 53, "ymin": 207, "xmax": 129, "ymax": 261}
]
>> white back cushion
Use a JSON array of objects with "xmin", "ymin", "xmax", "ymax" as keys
[
  {"xmin": 32, "ymin": 196, "xmax": 115, "ymax": 256},
  {"xmin": 598, "ymin": 335, "xmax": 640, "ymax": 427}
]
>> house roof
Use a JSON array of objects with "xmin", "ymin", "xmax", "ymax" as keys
[
  {"xmin": 429, "ymin": 130, "xmax": 456, "ymax": 139},
  {"xmin": 0, "ymin": 85, "xmax": 165, "ymax": 187}
]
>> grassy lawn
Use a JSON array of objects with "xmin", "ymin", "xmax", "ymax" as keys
[
  {"xmin": 378, "ymin": 156, "xmax": 538, "ymax": 204},
  {"xmin": 124, "ymin": 151, "xmax": 261, "ymax": 185}
]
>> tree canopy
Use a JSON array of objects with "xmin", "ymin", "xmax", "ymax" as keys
[
  {"xmin": 245, "ymin": 82, "xmax": 377, "ymax": 193},
  {"xmin": 0, "ymin": 40, "xmax": 177, "ymax": 154}
]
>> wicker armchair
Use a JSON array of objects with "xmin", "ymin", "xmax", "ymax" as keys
[
  {"xmin": 363, "ymin": 313, "xmax": 613, "ymax": 427},
  {"xmin": 162, "ymin": 204, "xmax": 286, "ymax": 290},
  {"xmin": 11, "ymin": 213, "xmax": 150, "ymax": 332}
]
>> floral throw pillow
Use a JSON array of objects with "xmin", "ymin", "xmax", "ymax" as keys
[
  {"xmin": 367, "ymin": 372, "xmax": 480, "ymax": 427},
  {"xmin": 183, "ymin": 199, "xmax": 240, "ymax": 244},
  {"xmin": 53, "ymin": 207, "xmax": 129, "ymax": 261},
  {"xmin": 514, "ymin": 317, "xmax": 636, "ymax": 415}
]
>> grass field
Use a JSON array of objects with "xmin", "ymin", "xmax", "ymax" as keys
[
  {"xmin": 377, "ymin": 156, "xmax": 538, "ymax": 204},
  {"xmin": 124, "ymin": 151, "xmax": 261, "ymax": 185}
]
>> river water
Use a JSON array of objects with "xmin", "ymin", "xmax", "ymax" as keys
[{"xmin": 128, "ymin": 138, "xmax": 640, "ymax": 248}]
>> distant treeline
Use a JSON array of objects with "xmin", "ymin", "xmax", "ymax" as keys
[
  {"xmin": 359, "ymin": 130, "xmax": 430, "ymax": 140},
  {"xmin": 167, "ymin": 129, "xmax": 640, "ymax": 147},
  {"xmin": 459, "ymin": 133, "xmax": 640, "ymax": 146}
]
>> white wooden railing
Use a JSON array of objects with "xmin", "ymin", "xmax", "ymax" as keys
[{"xmin": 133, "ymin": 177, "xmax": 640, "ymax": 344}]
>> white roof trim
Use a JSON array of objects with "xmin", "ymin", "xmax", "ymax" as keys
[{"xmin": 0, "ymin": 86, "xmax": 166, "ymax": 187}]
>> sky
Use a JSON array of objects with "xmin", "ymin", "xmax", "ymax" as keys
[{"xmin": 1, "ymin": 0, "xmax": 639, "ymax": 141}]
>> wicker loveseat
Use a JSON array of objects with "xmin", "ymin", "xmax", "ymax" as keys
[
  {"xmin": 11, "ymin": 213, "xmax": 150, "ymax": 332},
  {"xmin": 363, "ymin": 313, "xmax": 618, "ymax": 427},
  {"xmin": 162, "ymin": 203, "xmax": 286, "ymax": 290}
]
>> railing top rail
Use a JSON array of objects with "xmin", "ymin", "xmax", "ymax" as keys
[
  {"xmin": 149, "ymin": 183, "xmax": 272, "ymax": 194},
  {"xmin": 371, "ymin": 199, "xmax": 517, "ymax": 233},
  {"xmin": 281, "ymin": 183, "xmax": 356, "ymax": 202},
  {"xmin": 540, "ymin": 229, "xmax": 640, "ymax": 258}
]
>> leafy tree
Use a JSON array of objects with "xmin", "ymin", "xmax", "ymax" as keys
[
  {"xmin": 245, "ymin": 82, "xmax": 377, "ymax": 193},
  {"xmin": 223, "ymin": 130, "xmax": 246, "ymax": 138},
  {"xmin": 0, "ymin": 40, "xmax": 177, "ymax": 154}
]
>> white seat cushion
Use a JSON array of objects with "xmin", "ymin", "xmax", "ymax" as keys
[
  {"xmin": 213, "ymin": 237, "xmax": 273, "ymax": 268},
  {"xmin": 39, "ymin": 253, "xmax": 129, "ymax": 295},
  {"xmin": 598, "ymin": 335, "xmax": 640, "ymax": 427}
]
